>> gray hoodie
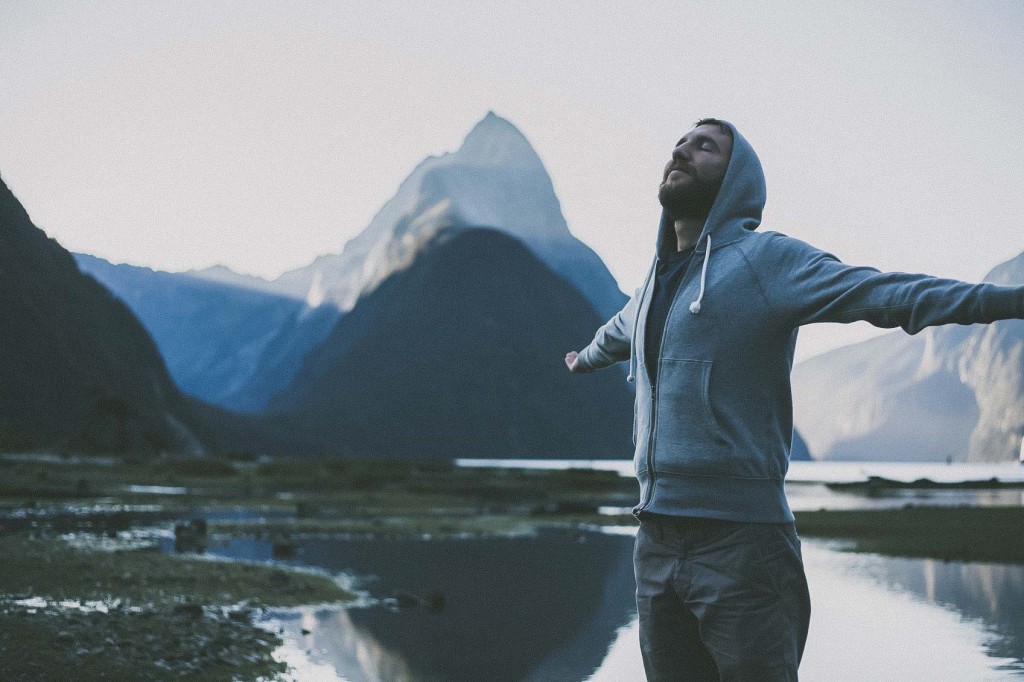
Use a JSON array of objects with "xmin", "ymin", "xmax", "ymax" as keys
[{"xmin": 577, "ymin": 121, "xmax": 1024, "ymax": 523}]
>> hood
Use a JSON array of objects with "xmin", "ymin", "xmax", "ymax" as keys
[
  {"xmin": 627, "ymin": 121, "xmax": 767, "ymax": 383},
  {"xmin": 655, "ymin": 120, "xmax": 766, "ymax": 258}
]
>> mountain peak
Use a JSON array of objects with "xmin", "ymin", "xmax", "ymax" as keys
[
  {"xmin": 455, "ymin": 112, "xmax": 545, "ymax": 171},
  {"xmin": 983, "ymin": 249, "xmax": 1024, "ymax": 286},
  {"xmin": 268, "ymin": 112, "xmax": 626, "ymax": 319}
]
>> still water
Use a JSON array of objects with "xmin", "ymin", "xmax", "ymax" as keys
[{"xmin": 192, "ymin": 527, "xmax": 1024, "ymax": 682}]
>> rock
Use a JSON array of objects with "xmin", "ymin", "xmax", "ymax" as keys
[
  {"xmin": 271, "ymin": 540, "xmax": 296, "ymax": 559},
  {"xmin": 174, "ymin": 519, "xmax": 208, "ymax": 553},
  {"xmin": 172, "ymin": 603, "xmax": 203, "ymax": 619},
  {"xmin": 423, "ymin": 590, "xmax": 446, "ymax": 613},
  {"xmin": 391, "ymin": 591, "xmax": 420, "ymax": 609},
  {"xmin": 227, "ymin": 609, "xmax": 251, "ymax": 624},
  {"xmin": 268, "ymin": 569, "xmax": 290, "ymax": 589}
]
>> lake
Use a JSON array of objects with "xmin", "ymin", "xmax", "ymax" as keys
[{"xmin": 172, "ymin": 460, "xmax": 1024, "ymax": 681}]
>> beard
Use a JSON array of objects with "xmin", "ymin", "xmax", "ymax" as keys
[{"xmin": 658, "ymin": 174, "xmax": 722, "ymax": 220}]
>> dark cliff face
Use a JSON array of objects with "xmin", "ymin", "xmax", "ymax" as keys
[
  {"xmin": 265, "ymin": 227, "xmax": 635, "ymax": 459},
  {"xmin": 0, "ymin": 176, "xmax": 205, "ymax": 455}
]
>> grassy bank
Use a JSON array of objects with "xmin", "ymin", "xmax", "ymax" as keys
[
  {"xmin": 0, "ymin": 533, "xmax": 354, "ymax": 681},
  {"xmin": 794, "ymin": 506, "xmax": 1024, "ymax": 563},
  {"xmin": 0, "ymin": 454, "xmax": 637, "ymax": 514}
]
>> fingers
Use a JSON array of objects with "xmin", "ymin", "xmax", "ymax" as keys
[{"xmin": 565, "ymin": 351, "xmax": 592, "ymax": 373}]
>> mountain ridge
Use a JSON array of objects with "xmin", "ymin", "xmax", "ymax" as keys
[
  {"xmin": 0, "ymin": 176, "xmax": 208, "ymax": 456},
  {"xmin": 792, "ymin": 250, "xmax": 1024, "ymax": 462},
  {"xmin": 74, "ymin": 253, "xmax": 340, "ymax": 413},
  {"xmin": 261, "ymin": 112, "xmax": 627, "ymax": 320}
]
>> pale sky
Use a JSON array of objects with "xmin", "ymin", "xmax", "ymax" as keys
[{"xmin": 2, "ymin": 1, "xmax": 1022, "ymax": 360}]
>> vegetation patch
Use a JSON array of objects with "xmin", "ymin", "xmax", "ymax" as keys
[
  {"xmin": 794, "ymin": 506, "xmax": 1024, "ymax": 563},
  {"xmin": 0, "ymin": 533, "xmax": 354, "ymax": 680}
]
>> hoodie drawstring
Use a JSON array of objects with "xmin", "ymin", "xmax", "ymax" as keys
[
  {"xmin": 628, "ymin": 234, "xmax": 710, "ymax": 381},
  {"xmin": 689, "ymin": 234, "xmax": 711, "ymax": 314}
]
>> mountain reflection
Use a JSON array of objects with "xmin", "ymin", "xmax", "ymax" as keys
[
  {"xmin": 870, "ymin": 556, "xmax": 1024, "ymax": 669},
  {"xmin": 259, "ymin": 529, "xmax": 637, "ymax": 682}
]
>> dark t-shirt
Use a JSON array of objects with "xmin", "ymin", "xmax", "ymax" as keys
[{"xmin": 644, "ymin": 247, "xmax": 695, "ymax": 385}]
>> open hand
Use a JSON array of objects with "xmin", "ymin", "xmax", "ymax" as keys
[{"xmin": 564, "ymin": 351, "xmax": 593, "ymax": 373}]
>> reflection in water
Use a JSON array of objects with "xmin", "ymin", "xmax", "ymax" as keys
[
  {"xmin": 267, "ymin": 608, "xmax": 413, "ymax": 682},
  {"xmin": 859, "ymin": 553, "xmax": 1024, "ymax": 673},
  {"xmin": 218, "ymin": 530, "xmax": 636, "ymax": 682},
  {"xmin": 588, "ymin": 542, "xmax": 1024, "ymax": 682},
  {"xmin": 778, "ymin": 543, "xmax": 1022, "ymax": 681},
  {"xmin": 201, "ymin": 530, "xmax": 1024, "ymax": 681}
]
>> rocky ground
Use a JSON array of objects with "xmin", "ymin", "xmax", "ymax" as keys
[
  {"xmin": 0, "ymin": 533, "xmax": 353, "ymax": 680},
  {"xmin": 1, "ymin": 600, "xmax": 283, "ymax": 681}
]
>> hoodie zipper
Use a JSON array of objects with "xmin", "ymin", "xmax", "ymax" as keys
[{"xmin": 635, "ymin": 243, "xmax": 704, "ymax": 514}]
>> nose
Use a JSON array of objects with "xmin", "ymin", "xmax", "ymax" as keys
[{"xmin": 672, "ymin": 143, "xmax": 691, "ymax": 163}]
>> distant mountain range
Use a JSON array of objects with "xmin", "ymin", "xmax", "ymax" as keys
[
  {"xmin": 793, "ymin": 252, "xmax": 1024, "ymax": 463},
  {"xmin": 19, "ymin": 107, "xmax": 1006, "ymax": 463},
  {"xmin": 73, "ymin": 254, "xmax": 339, "ymax": 413},
  {"xmin": 19, "ymin": 114, "xmax": 636, "ymax": 459}
]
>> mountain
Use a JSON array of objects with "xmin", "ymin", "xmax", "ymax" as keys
[
  {"xmin": 0, "ymin": 177, "xmax": 208, "ymax": 456},
  {"xmin": 792, "ymin": 252, "xmax": 1024, "ymax": 462},
  {"xmin": 186, "ymin": 264, "xmax": 290, "ymax": 297},
  {"xmin": 791, "ymin": 429, "xmax": 811, "ymax": 461},
  {"xmin": 73, "ymin": 254, "xmax": 339, "ymax": 413},
  {"xmin": 262, "ymin": 112, "xmax": 627, "ymax": 321},
  {"xmin": 263, "ymin": 227, "xmax": 635, "ymax": 459},
  {"xmin": 78, "ymin": 113, "xmax": 627, "ymax": 415}
]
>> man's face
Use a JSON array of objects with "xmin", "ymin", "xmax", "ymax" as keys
[{"xmin": 658, "ymin": 123, "xmax": 733, "ymax": 219}]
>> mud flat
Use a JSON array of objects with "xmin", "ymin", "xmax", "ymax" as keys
[{"xmin": 0, "ymin": 533, "xmax": 354, "ymax": 681}]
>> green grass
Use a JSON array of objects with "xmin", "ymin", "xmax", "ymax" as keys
[
  {"xmin": 794, "ymin": 506, "xmax": 1024, "ymax": 563},
  {"xmin": 0, "ymin": 454, "xmax": 637, "ymax": 511},
  {"xmin": 0, "ymin": 533, "xmax": 354, "ymax": 681},
  {"xmin": 0, "ymin": 534, "xmax": 352, "ymax": 607}
]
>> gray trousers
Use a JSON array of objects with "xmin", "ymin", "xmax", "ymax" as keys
[{"xmin": 634, "ymin": 514, "xmax": 811, "ymax": 682}]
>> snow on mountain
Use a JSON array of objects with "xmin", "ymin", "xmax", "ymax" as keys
[{"xmin": 266, "ymin": 112, "xmax": 626, "ymax": 319}]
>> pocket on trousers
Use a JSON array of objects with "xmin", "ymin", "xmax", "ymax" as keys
[{"xmin": 755, "ymin": 524, "xmax": 803, "ymax": 596}]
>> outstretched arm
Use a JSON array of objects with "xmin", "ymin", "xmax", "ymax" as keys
[
  {"xmin": 760, "ymin": 235, "xmax": 1024, "ymax": 333},
  {"xmin": 566, "ymin": 286, "xmax": 643, "ymax": 373}
]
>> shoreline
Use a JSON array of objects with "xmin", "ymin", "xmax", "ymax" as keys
[{"xmin": 3, "ymin": 455, "xmax": 1023, "ymax": 679}]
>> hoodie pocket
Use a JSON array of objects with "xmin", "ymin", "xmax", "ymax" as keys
[{"xmin": 654, "ymin": 359, "xmax": 730, "ymax": 474}]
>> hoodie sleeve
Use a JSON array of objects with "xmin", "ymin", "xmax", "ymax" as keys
[
  {"xmin": 763, "ymin": 235, "xmax": 1024, "ymax": 333},
  {"xmin": 576, "ymin": 288, "xmax": 640, "ymax": 370}
]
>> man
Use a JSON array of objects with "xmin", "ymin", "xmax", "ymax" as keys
[{"xmin": 564, "ymin": 119, "xmax": 1024, "ymax": 681}]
